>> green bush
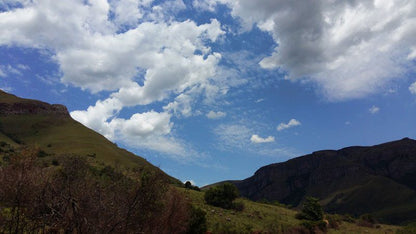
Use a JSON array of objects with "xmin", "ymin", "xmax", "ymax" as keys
[
  {"xmin": 296, "ymin": 197, "xmax": 324, "ymax": 221},
  {"xmin": 204, "ymin": 183, "xmax": 239, "ymax": 209},
  {"xmin": 187, "ymin": 206, "xmax": 207, "ymax": 234},
  {"xmin": 184, "ymin": 181, "xmax": 201, "ymax": 191}
]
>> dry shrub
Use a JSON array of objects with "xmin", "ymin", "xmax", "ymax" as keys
[{"xmin": 0, "ymin": 147, "xmax": 192, "ymax": 233}]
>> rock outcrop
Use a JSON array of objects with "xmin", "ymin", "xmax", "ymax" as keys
[
  {"xmin": 229, "ymin": 138, "xmax": 416, "ymax": 224},
  {"xmin": 0, "ymin": 91, "xmax": 69, "ymax": 117}
]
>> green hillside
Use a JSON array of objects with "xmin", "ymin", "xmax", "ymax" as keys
[
  {"xmin": 0, "ymin": 90, "xmax": 179, "ymax": 183},
  {"xmin": 182, "ymin": 188, "xmax": 400, "ymax": 233}
]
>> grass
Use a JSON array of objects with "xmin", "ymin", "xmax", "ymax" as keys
[
  {"xmin": 328, "ymin": 222, "xmax": 399, "ymax": 234},
  {"xmin": 0, "ymin": 113, "xmax": 180, "ymax": 184},
  {"xmin": 181, "ymin": 188, "xmax": 301, "ymax": 233},
  {"xmin": 181, "ymin": 188, "xmax": 402, "ymax": 233}
]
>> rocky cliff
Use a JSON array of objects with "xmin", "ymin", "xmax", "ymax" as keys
[
  {"xmin": 0, "ymin": 90, "xmax": 69, "ymax": 116},
  {"xmin": 230, "ymin": 138, "xmax": 416, "ymax": 224}
]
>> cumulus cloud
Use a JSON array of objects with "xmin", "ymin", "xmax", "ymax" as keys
[
  {"xmin": 410, "ymin": 82, "xmax": 416, "ymax": 94},
  {"xmin": 217, "ymin": 0, "xmax": 416, "ymax": 100},
  {"xmin": 70, "ymin": 97, "xmax": 192, "ymax": 157},
  {"xmin": 369, "ymin": 105, "xmax": 380, "ymax": 114},
  {"xmin": 277, "ymin": 119, "xmax": 301, "ymax": 131},
  {"xmin": 250, "ymin": 134, "xmax": 274, "ymax": 143},
  {"xmin": 206, "ymin": 110, "xmax": 226, "ymax": 119},
  {"xmin": 0, "ymin": 0, "xmax": 228, "ymax": 158}
]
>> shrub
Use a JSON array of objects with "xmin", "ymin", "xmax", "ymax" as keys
[
  {"xmin": 204, "ymin": 183, "xmax": 239, "ymax": 209},
  {"xmin": 0, "ymin": 147, "xmax": 189, "ymax": 233},
  {"xmin": 296, "ymin": 197, "xmax": 324, "ymax": 221},
  {"xmin": 326, "ymin": 214, "xmax": 343, "ymax": 229},
  {"xmin": 187, "ymin": 206, "xmax": 207, "ymax": 234},
  {"xmin": 296, "ymin": 197, "xmax": 326, "ymax": 233},
  {"xmin": 184, "ymin": 181, "xmax": 201, "ymax": 191},
  {"xmin": 357, "ymin": 213, "xmax": 377, "ymax": 228}
]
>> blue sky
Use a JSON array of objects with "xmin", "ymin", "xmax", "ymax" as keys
[{"xmin": 1, "ymin": 0, "xmax": 416, "ymax": 186}]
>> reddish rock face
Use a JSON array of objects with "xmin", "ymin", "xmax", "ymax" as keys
[{"xmin": 0, "ymin": 101, "xmax": 69, "ymax": 117}]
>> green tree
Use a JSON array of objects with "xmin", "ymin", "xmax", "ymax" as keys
[
  {"xmin": 204, "ymin": 183, "xmax": 239, "ymax": 209},
  {"xmin": 296, "ymin": 196, "xmax": 323, "ymax": 221}
]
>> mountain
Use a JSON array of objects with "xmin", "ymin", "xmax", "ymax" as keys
[
  {"xmin": 228, "ymin": 138, "xmax": 416, "ymax": 224},
  {"xmin": 0, "ymin": 90, "xmax": 179, "ymax": 183}
]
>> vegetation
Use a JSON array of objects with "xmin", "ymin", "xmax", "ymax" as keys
[
  {"xmin": 204, "ymin": 182, "xmax": 240, "ymax": 210},
  {"xmin": 296, "ymin": 197, "xmax": 327, "ymax": 233},
  {"xmin": 0, "ymin": 147, "xmax": 192, "ymax": 233},
  {"xmin": 397, "ymin": 222, "xmax": 416, "ymax": 234},
  {"xmin": 184, "ymin": 181, "xmax": 201, "ymax": 191}
]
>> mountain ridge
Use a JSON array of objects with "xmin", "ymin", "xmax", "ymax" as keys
[
  {"xmin": 0, "ymin": 90, "xmax": 180, "ymax": 184},
  {"xmin": 225, "ymin": 138, "xmax": 416, "ymax": 224}
]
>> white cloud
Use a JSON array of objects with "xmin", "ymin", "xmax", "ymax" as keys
[
  {"xmin": 206, "ymin": 110, "xmax": 226, "ymax": 119},
  {"xmin": 0, "ymin": 64, "xmax": 29, "ymax": 77},
  {"xmin": 277, "ymin": 119, "xmax": 301, "ymax": 131},
  {"xmin": 0, "ymin": 1, "xmax": 229, "ymax": 158},
  {"xmin": 111, "ymin": 0, "xmax": 154, "ymax": 26},
  {"xmin": 214, "ymin": 124, "xmax": 252, "ymax": 150},
  {"xmin": 250, "ymin": 134, "xmax": 274, "ymax": 143},
  {"xmin": 410, "ymin": 82, "xmax": 416, "ymax": 94},
  {"xmin": 192, "ymin": 0, "xmax": 218, "ymax": 12},
  {"xmin": 369, "ymin": 105, "xmax": 380, "ymax": 114},
  {"xmin": 70, "ymin": 97, "xmax": 193, "ymax": 157},
  {"xmin": 218, "ymin": 0, "xmax": 416, "ymax": 100}
]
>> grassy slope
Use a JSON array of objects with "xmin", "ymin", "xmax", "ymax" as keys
[
  {"xmin": 0, "ymin": 91, "xmax": 180, "ymax": 184},
  {"xmin": 181, "ymin": 188, "xmax": 400, "ymax": 233}
]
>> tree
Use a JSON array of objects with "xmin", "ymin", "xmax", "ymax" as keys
[
  {"xmin": 295, "ymin": 197, "xmax": 326, "ymax": 233},
  {"xmin": 204, "ymin": 183, "xmax": 239, "ymax": 209},
  {"xmin": 296, "ymin": 197, "xmax": 323, "ymax": 221},
  {"xmin": 184, "ymin": 181, "xmax": 200, "ymax": 191}
]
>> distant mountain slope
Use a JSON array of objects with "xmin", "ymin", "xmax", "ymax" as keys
[
  {"xmin": 0, "ymin": 90, "xmax": 179, "ymax": 184},
  {"xmin": 229, "ymin": 138, "xmax": 416, "ymax": 224}
]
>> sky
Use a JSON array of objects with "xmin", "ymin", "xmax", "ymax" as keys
[{"xmin": 0, "ymin": 0, "xmax": 416, "ymax": 186}]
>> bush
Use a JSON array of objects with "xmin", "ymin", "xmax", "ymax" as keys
[
  {"xmin": 204, "ymin": 183, "xmax": 239, "ymax": 209},
  {"xmin": 187, "ymin": 206, "xmax": 207, "ymax": 234},
  {"xmin": 184, "ymin": 181, "xmax": 200, "ymax": 191},
  {"xmin": 357, "ymin": 213, "xmax": 377, "ymax": 228},
  {"xmin": 301, "ymin": 220, "xmax": 328, "ymax": 233},
  {"xmin": 326, "ymin": 214, "xmax": 343, "ymax": 229},
  {"xmin": 0, "ymin": 147, "xmax": 190, "ymax": 233},
  {"xmin": 296, "ymin": 197, "xmax": 324, "ymax": 221},
  {"xmin": 296, "ymin": 197, "xmax": 326, "ymax": 233}
]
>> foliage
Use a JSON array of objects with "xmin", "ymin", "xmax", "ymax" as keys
[
  {"xmin": 185, "ymin": 181, "xmax": 201, "ymax": 191},
  {"xmin": 357, "ymin": 213, "xmax": 378, "ymax": 228},
  {"xmin": 204, "ymin": 183, "xmax": 240, "ymax": 209},
  {"xmin": 233, "ymin": 201, "xmax": 245, "ymax": 212},
  {"xmin": 296, "ymin": 197, "xmax": 324, "ymax": 221},
  {"xmin": 300, "ymin": 220, "xmax": 327, "ymax": 233},
  {"xmin": 295, "ymin": 197, "xmax": 326, "ymax": 233},
  {"xmin": 0, "ymin": 147, "xmax": 191, "ymax": 233},
  {"xmin": 187, "ymin": 206, "xmax": 207, "ymax": 234},
  {"xmin": 397, "ymin": 222, "xmax": 416, "ymax": 234},
  {"xmin": 326, "ymin": 214, "xmax": 343, "ymax": 229}
]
